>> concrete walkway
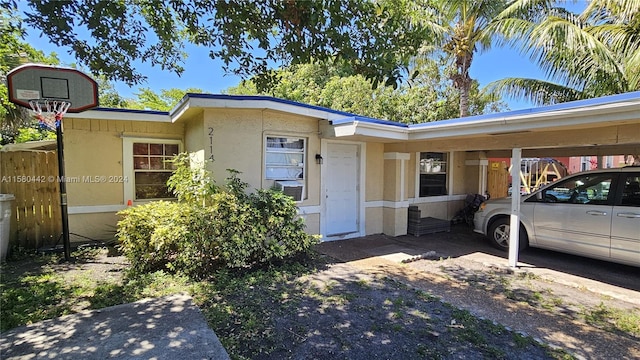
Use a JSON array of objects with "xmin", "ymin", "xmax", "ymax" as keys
[{"xmin": 0, "ymin": 294, "xmax": 230, "ymax": 360}]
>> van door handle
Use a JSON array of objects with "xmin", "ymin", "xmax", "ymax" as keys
[
  {"xmin": 617, "ymin": 212, "xmax": 640, "ymax": 218},
  {"xmin": 586, "ymin": 210, "xmax": 607, "ymax": 216}
]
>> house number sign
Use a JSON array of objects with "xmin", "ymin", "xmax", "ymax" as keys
[{"xmin": 208, "ymin": 127, "xmax": 215, "ymax": 161}]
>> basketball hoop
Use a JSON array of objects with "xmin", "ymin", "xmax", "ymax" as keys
[
  {"xmin": 28, "ymin": 99, "xmax": 72, "ymax": 131},
  {"xmin": 7, "ymin": 64, "xmax": 99, "ymax": 263}
]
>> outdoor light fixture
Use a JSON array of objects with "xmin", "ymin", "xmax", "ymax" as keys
[{"xmin": 315, "ymin": 154, "xmax": 323, "ymax": 164}]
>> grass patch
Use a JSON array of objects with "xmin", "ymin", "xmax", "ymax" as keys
[
  {"xmin": 581, "ymin": 303, "xmax": 640, "ymax": 337},
  {"xmin": 0, "ymin": 251, "xmax": 193, "ymax": 332}
]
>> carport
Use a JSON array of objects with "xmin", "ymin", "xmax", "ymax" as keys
[{"xmin": 324, "ymin": 91, "xmax": 640, "ymax": 267}]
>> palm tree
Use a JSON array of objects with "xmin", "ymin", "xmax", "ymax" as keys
[
  {"xmin": 486, "ymin": 0, "xmax": 640, "ymax": 105},
  {"xmin": 434, "ymin": 0, "xmax": 510, "ymax": 117}
]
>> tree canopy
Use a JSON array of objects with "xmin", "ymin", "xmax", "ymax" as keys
[
  {"xmin": 6, "ymin": 0, "xmax": 440, "ymax": 90},
  {"xmin": 1, "ymin": 7, "xmax": 59, "ymax": 144},
  {"xmin": 225, "ymin": 59, "xmax": 506, "ymax": 124}
]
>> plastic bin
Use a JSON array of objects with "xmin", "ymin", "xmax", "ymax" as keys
[{"xmin": 0, "ymin": 194, "xmax": 15, "ymax": 262}]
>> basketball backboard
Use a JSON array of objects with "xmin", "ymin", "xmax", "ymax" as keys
[{"xmin": 6, "ymin": 63, "xmax": 99, "ymax": 113}]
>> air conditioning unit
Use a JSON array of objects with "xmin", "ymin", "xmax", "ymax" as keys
[{"xmin": 274, "ymin": 181, "xmax": 304, "ymax": 202}]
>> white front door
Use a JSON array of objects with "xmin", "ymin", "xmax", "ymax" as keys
[{"xmin": 325, "ymin": 143, "xmax": 359, "ymax": 236}]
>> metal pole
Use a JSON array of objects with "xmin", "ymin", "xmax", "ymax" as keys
[
  {"xmin": 56, "ymin": 121, "xmax": 72, "ymax": 261},
  {"xmin": 508, "ymin": 148, "xmax": 522, "ymax": 268}
]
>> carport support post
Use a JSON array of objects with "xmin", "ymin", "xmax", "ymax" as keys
[{"xmin": 509, "ymin": 148, "xmax": 522, "ymax": 268}]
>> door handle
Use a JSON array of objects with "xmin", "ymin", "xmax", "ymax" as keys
[
  {"xmin": 586, "ymin": 210, "xmax": 607, "ymax": 216},
  {"xmin": 617, "ymin": 212, "xmax": 640, "ymax": 218}
]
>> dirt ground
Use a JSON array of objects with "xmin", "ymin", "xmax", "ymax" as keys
[{"xmin": 3, "ymin": 228, "xmax": 639, "ymax": 359}]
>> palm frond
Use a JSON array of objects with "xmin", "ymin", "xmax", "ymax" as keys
[
  {"xmin": 582, "ymin": 0, "xmax": 640, "ymax": 24},
  {"xmin": 525, "ymin": 15, "xmax": 625, "ymax": 90},
  {"xmin": 484, "ymin": 77, "xmax": 583, "ymax": 106}
]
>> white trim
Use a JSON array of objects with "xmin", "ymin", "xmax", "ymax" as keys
[
  {"xmin": 172, "ymin": 97, "xmax": 349, "ymax": 123},
  {"xmin": 415, "ymin": 151, "xmax": 452, "ymax": 199},
  {"xmin": 264, "ymin": 135, "xmax": 307, "ymax": 181},
  {"xmin": 320, "ymin": 139, "xmax": 366, "ymax": 239},
  {"xmin": 65, "ymin": 110, "xmax": 170, "ymax": 122},
  {"xmin": 120, "ymin": 134, "xmax": 183, "ymax": 141},
  {"xmin": 297, "ymin": 205, "xmax": 321, "ymax": 215},
  {"xmin": 409, "ymin": 194, "xmax": 467, "ymax": 204},
  {"xmin": 122, "ymin": 138, "xmax": 183, "ymax": 204},
  {"xmin": 479, "ymin": 164, "xmax": 487, "ymax": 195},
  {"xmin": 448, "ymin": 151, "xmax": 454, "ymax": 197},
  {"xmin": 68, "ymin": 205, "xmax": 126, "ymax": 214},
  {"xmin": 364, "ymin": 200, "xmax": 410, "ymax": 209},
  {"xmin": 365, "ymin": 200, "xmax": 384, "ymax": 208},
  {"xmin": 332, "ymin": 122, "xmax": 409, "ymax": 140},
  {"xmin": 509, "ymin": 148, "xmax": 523, "ymax": 268},
  {"xmin": 407, "ymin": 100, "xmax": 640, "ymax": 141}
]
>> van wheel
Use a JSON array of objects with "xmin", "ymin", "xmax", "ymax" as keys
[{"xmin": 488, "ymin": 218, "xmax": 528, "ymax": 251}]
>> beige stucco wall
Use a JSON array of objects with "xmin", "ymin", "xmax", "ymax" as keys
[
  {"xmin": 386, "ymin": 145, "xmax": 469, "ymax": 197},
  {"xmin": 383, "ymin": 207, "xmax": 408, "ymax": 236},
  {"xmin": 451, "ymin": 152, "xmax": 466, "ymax": 194},
  {"xmin": 62, "ymin": 117, "xmax": 184, "ymax": 240},
  {"xmin": 383, "ymin": 158, "xmax": 401, "ymax": 201},
  {"xmin": 377, "ymin": 143, "xmax": 478, "ymax": 227},
  {"xmin": 410, "ymin": 200, "xmax": 466, "ymax": 219},
  {"xmin": 365, "ymin": 207, "xmax": 383, "ymax": 234},
  {"xmin": 68, "ymin": 212, "xmax": 120, "ymax": 242},
  {"xmin": 184, "ymin": 115, "xmax": 205, "ymax": 163},
  {"xmin": 364, "ymin": 143, "xmax": 385, "ymax": 235},
  {"xmin": 300, "ymin": 213, "xmax": 320, "ymax": 235},
  {"xmin": 64, "ymin": 118, "xmax": 184, "ymax": 206},
  {"xmin": 365, "ymin": 143, "xmax": 384, "ymax": 202},
  {"xmin": 203, "ymin": 108, "xmax": 322, "ymax": 206}
]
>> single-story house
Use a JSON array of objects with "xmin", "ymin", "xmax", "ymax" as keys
[{"xmin": 57, "ymin": 91, "xmax": 640, "ymax": 242}]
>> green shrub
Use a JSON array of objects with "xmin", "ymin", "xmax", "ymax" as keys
[
  {"xmin": 117, "ymin": 201, "xmax": 194, "ymax": 274},
  {"xmin": 117, "ymin": 154, "xmax": 319, "ymax": 278}
]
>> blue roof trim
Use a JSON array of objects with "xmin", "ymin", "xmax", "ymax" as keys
[
  {"xmin": 408, "ymin": 90, "xmax": 640, "ymax": 129},
  {"xmin": 92, "ymin": 107, "xmax": 169, "ymax": 115},
  {"xmin": 332, "ymin": 116, "xmax": 409, "ymax": 128},
  {"xmin": 185, "ymin": 93, "xmax": 357, "ymax": 117}
]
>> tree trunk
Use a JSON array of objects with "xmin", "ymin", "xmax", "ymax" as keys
[{"xmin": 459, "ymin": 84, "xmax": 470, "ymax": 118}]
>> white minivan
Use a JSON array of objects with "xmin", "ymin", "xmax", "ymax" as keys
[{"xmin": 474, "ymin": 167, "xmax": 640, "ymax": 267}]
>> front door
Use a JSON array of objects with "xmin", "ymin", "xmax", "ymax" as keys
[{"xmin": 325, "ymin": 143, "xmax": 359, "ymax": 236}]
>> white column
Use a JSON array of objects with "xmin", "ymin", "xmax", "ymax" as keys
[{"xmin": 509, "ymin": 148, "xmax": 522, "ymax": 268}]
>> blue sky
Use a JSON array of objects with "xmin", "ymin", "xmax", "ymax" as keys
[{"xmin": 21, "ymin": 1, "xmax": 588, "ymax": 112}]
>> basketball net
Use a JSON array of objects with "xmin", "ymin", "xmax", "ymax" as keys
[{"xmin": 28, "ymin": 99, "xmax": 71, "ymax": 131}]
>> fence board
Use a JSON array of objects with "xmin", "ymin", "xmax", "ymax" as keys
[
  {"xmin": 487, "ymin": 160, "xmax": 510, "ymax": 199},
  {"xmin": 0, "ymin": 150, "xmax": 61, "ymax": 250}
]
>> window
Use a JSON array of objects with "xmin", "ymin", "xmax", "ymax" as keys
[
  {"xmin": 621, "ymin": 174, "xmax": 640, "ymax": 207},
  {"xmin": 265, "ymin": 136, "xmax": 305, "ymax": 180},
  {"xmin": 123, "ymin": 139, "xmax": 181, "ymax": 201},
  {"xmin": 540, "ymin": 173, "xmax": 613, "ymax": 205},
  {"xmin": 418, "ymin": 152, "xmax": 447, "ymax": 197}
]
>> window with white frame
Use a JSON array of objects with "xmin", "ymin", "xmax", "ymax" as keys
[
  {"xmin": 418, "ymin": 152, "xmax": 448, "ymax": 197},
  {"xmin": 265, "ymin": 136, "xmax": 305, "ymax": 180},
  {"xmin": 124, "ymin": 139, "xmax": 181, "ymax": 201}
]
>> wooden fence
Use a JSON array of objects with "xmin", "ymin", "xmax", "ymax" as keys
[
  {"xmin": 0, "ymin": 150, "xmax": 61, "ymax": 250},
  {"xmin": 487, "ymin": 160, "xmax": 510, "ymax": 199}
]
